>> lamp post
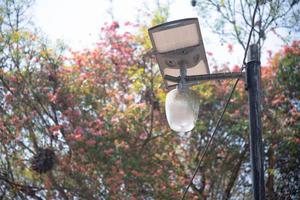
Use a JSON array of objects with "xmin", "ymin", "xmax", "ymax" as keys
[{"xmin": 148, "ymin": 18, "xmax": 265, "ymax": 199}]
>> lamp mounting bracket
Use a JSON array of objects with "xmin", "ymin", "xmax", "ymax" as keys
[
  {"xmin": 178, "ymin": 64, "xmax": 188, "ymax": 91},
  {"xmin": 165, "ymin": 72, "xmax": 245, "ymax": 88}
]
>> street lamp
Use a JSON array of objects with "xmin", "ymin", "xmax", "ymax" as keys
[
  {"xmin": 149, "ymin": 18, "xmax": 209, "ymax": 132},
  {"xmin": 148, "ymin": 18, "xmax": 243, "ymax": 133},
  {"xmin": 148, "ymin": 18, "xmax": 265, "ymax": 200}
]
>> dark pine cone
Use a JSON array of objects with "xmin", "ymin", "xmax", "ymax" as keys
[
  {"xmin": 191, "ymin": 0, "xmax": 197, "ymax": 7},
  {"xmin": 31, "ymin": 148, "xmax": 56, "ymax": 173}
]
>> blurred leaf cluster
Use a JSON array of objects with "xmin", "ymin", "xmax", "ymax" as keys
[{"xmin": 0, "ymin": 0, "xmax": 299, "ymax": 199}]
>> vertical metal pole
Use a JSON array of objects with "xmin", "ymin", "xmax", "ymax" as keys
[{"xmin": 246, "ymin": 44, "xmax": 265, "ymax": 200}]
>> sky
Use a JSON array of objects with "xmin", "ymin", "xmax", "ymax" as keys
[
  {"xmin": 32, "ymin": 0, "xmax": 201, "ymax": 50},
  {"xmin": 31, "ymin": 0, "xmax": 294, "ymax": 67}
]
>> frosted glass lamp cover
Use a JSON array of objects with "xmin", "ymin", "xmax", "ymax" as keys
[{"xmin": 165, "ymin": 88, "xmax": 199, "ymax": 132}]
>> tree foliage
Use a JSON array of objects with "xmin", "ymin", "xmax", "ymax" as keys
[
  {"xmin": 0, "ymin": 0, "xmax": 299, "ymax": 199},
  {"xmin": 194, "ymin": 0, "xmax": 300, "ymax": 50}
]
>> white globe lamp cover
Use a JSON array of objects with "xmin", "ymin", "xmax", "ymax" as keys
[{"xmin": 165, "ymin": 88, "xmax": 199, "ymax": 132}]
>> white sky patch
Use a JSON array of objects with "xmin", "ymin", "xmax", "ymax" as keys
[
  {"xmin": 32, "ymin": 0, "xmax": 297, "ymax": 67},
  {"xmin": 33, "ymin": 0, "xmax": 106, "ymax": 49}
]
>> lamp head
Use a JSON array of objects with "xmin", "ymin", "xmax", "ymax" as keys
[
  {"xmin": 148, "ymin": 18, "xmax": 207, "ymax": 133},
  {"xmin": 148, "ymin": 18, "xmax": 209, "ymax": 89}
]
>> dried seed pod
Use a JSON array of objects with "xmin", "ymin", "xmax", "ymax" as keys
[
  {"xmin": 31, "ymin": 148, "xmax": 56, "ymax": 173},
  {"xmin": 191, "ymin": 0, "xmax": 197, "ymax": 7}
]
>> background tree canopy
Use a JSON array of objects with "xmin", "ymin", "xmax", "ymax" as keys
[{"xmin": 0, "ymin": 0, "xmax": 299, "ymax": 199}]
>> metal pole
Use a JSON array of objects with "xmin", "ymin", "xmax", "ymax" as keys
[{"xmin": 246, "ymin": 44, "xmax": 265, "ymax": 200}]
